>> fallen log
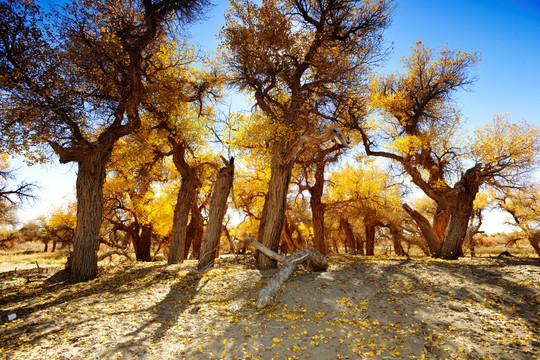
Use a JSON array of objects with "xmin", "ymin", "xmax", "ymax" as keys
[{"xmin": 245, "ymin": 237, "xmax": 328, "ymax": 308}]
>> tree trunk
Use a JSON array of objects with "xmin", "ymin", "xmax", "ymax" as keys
[
  {"xmin": 341, "ymin": 218, "xmax": 358, "ymax": 254},
  {"xmin": 69, "ymin": 151, "xmax": 109, "ymax": 282},
  {"xmin": 168, "ymin": 174, "xmax": 200, "ymax": 264},
  {"xmin": 433, "ymin": 206, "xmax": 450, "ymax": 244},
  {"xmin": 255, "ymin": 161, "xmax": 293, "ymax": 270},
  {"xmin": 184, "ymin": 198, "xmax": 197, "ymax": 258},
  {"xmin": 310, "ymin": 165, "xmax": 326, "ymax": 255},
  {"xmin": 439, "ymin": 167, "xmax": 481, "ymax": 260},
  {"xmin": 528, "ymin": 232, "xmax": 540, "ymax": 257},
  {"xmin": 133, "ymin": 224, "xmax": 152, "ymax": 262},
  {"xmin": 198, "ymin": 158, "xmax": 235, "ymax": 270},
  {"xmin": 389, "ymin": 224, "xmax": 405, "ymax": 256},
  {"xmin": 185, "ymin": 199, "xmax": 204, "ymax": 259},
  {"xmin": 364, "ymin": 213, "xmax": 377, "ymax": 256},
  {"xmin": 280, "ymin": 218, "xmax": 295, "ymax": 254},
  {"xmin": 403, "ymin": 203, "xmax": 441, "ymax": 256}
]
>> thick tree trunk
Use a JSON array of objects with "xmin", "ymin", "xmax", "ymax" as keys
[
  {"xmin": 69, "ymin": 151, "xmax": 109, "ymax": 282},
  {"xmin": 198, "ymin": 158, "xmax": 235, "ymax": 270},
  {"xmin": 403, "ymin": 203, "xmax": 441, "ymax": 256},
  {"xmin": 256, "ymin": 161, "xmax": 293, "ymax": 270},
  {"xmin": 439, "ymin": 201, "xmax": 475, "ymax": 259},
  {"xmin": 364, "ymin": 223, "xmax": 375, "ymax": 256},
  {"xmin": 133, "ymin": 224, "xmax": 152, "ymax": 262},
  {"xmin": 439, "ymin": 167, "xmax": 481, "ymax": 260},
  {"xmin": 168, "ymin": 174, "xmax": 200, "ymax": 264}
]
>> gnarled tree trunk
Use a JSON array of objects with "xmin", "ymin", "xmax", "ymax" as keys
[
  {"xmin": 198, "ymin": 157, "xmax": 235, "ymax": 270},
  {"xmin": 439, "ymin": 167, "xmax": 482, "ymax": 260}
]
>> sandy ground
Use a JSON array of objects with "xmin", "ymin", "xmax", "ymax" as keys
[{"xmin": 1, "ymin": 255, "xmax": 539, "ymax": 360}]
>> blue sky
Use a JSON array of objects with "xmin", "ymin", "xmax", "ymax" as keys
[{"xmin": 15, "ymin": 0, "xmax": 540, "ymax": 233}]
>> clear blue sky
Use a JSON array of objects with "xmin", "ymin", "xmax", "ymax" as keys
[{"xmin": 16, "ymin": 0, "xmax": 540, "ymax": 233}]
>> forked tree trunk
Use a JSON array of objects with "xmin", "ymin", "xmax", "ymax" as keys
[
  {"xmin": 198, "ymin": 158, "xmax": 235, "ymax": 270},
  {"xmin": 168, "ymin": 174, "xmax": 200, "ymax": 264},
  {"xmin": 255, "ymin": 161, "xmax": 293, "ymax": 270},
  {"xmin": 69, "ymin": 151, "xmax": 109, "ymax": 282}
]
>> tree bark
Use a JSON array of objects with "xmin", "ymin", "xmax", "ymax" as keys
[
  {"xmin": 168, "ymin": 174, "xmax": 200, "ymax": 264},
  {"xmin": 389, "ymin": 223, "xmax": 405, "ymax": 256},
  {"xmin": 439, "ymin": 166, "xmax": 482, "ymax": 260},
  {"xmin": 185, "ymin": 199, "xmax": 203, "ymax": 259},
  {"xmin": 433, "ymin": 206, "xmax": 450, "ymax": 244},
  {"xmin": 69, "ymin": 150, "xmax": 110, "ymax": 282},
  {"xmin": 402, "ymin": 203, "xmax": 441, "ymax": 257},
  {"xmin": 528, "ymin": 232, "xmax": 540, "ymax": 257},
  {"xmin": 198, "ymin": 157, "xmax": 235, "ymax": 270},
  {"xmin": 341, "ymin": 217, "xmax": 359, "ymax": 254},
  {"xmin": 310, "ymin": 163, "xmax": 326, "ymax": 255},
  {"xmin": 255, "ymin": 160, "xmax": 294, "ymax": 270},
  {"xmin": 364, "ymin": 223, "xmax": 375, "ymax": 256},
  {"xmin": 280, "ymin": 217, "xmax": 295, "ymax": 254},
  {"xmin": 133, "ymin": 224, "xmax": 152, "ymax": 262}
]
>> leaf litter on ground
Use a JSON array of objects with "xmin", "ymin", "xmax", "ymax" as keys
[{"xmin": 0, "ymin": 255, "xmax": 539, "ymax": 360}]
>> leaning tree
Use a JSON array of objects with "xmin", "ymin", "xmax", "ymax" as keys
[
  {"xmin": 222, "ymin": 0, "xmax": 392, "ymax": 269},
  {"xmin": 0, "ymin": 0, "xmax": 210, "ymax": 281},
  {"xmin": 360, "ymin": 42, "xmax": 540, "ymax": 259}
]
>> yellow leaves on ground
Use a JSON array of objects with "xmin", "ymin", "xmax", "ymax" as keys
[{"xmin": 1, "ymin": 256, "xmax": 538, "ymax": 360}]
